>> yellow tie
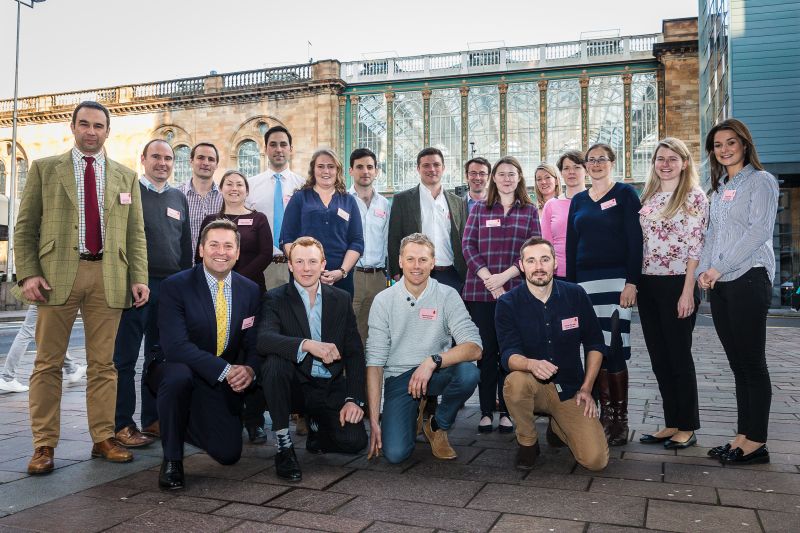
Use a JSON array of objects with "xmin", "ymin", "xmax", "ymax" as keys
[{"xmin": 215, "ymin": 280, "xmax": 228, "ymax": 356}]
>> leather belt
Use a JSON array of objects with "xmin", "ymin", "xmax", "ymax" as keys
[
  {"xmin": 271, "ymin": 255, "xmax": 288, "ymax": 264},
  {"xmin": 355, "ymin": 266, "xmax": 385, "ymax": 274},
  {"xmin": 79, "ymin": 252, "xmax": 103, "ymax": 261}
]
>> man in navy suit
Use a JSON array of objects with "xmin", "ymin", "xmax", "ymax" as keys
[{"xmin": 146, "ymin": 219, "xmax": 262, "ymax": 490}]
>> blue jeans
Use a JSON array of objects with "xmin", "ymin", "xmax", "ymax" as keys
[{"xmin": 381, "ymin": 362, "xmax": 479, "ymax": 464}]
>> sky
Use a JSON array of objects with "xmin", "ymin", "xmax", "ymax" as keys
[{"xmin": 0, "ymin": 0, "xmax": 698, "ymax": 99}]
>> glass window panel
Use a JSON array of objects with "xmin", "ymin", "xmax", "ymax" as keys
[
  {"xmin": 0, "ymin": 159, "xmax": 5, "ymax": 196},
  {"xmin": 356, "ymin": 94, "xmax": 388, "ymax": 190},
  {"xmin": 173, "ymin": 145, "xmax": 192, "ymax": 186},
  {"xmin": 16, "ymin": 159, "xmax": 27, "ymax": 196},
  {"xmin": 631, "ymin": 73, "xmax": 659, "ymax": 183},
  {"xmin": 429, "ymin": 88, "xmax": 462, "ymax": 189},
  {"xmin": 468, "ymin": 85, "xmax": 500, "ymax": 165},
  {"xmin": 546, "ymin": 79, "xmax": 581, "ymax": 166},
  {"xmin": 506, "ymin": 82, "xmax": 540, "ymax": 179},
  {"xmin": 392, "ymin": 91, "xmax": 424, "ymax": 191},
  {"xmin": 237, "ymin": 140, "xmax": 261, "ymax": 178},
  {"xmin": 588, "ymin": 76, "xmax": 625, "ymax": 178}
]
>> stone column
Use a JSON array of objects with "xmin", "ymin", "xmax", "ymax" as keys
[
  {"xmin": 338, "ymin": 95, "xmax": 347, "ymax": 165},
  {"xmin": 538, "ymin": 79, "xmax": 548, "ymax": 163},
  {"xmin": 657, "ymin": 69, "xmax": 667, "ymax": 140},
  {"xmin": 580, "ymin": 75, "xmax": 590, "ymax": 152},
  {"xmin": 349, "ymin": 94, "xmax": 360, "ymax": 158},
  {"xmin": 422, "ymin": 88, "xmax": 432, "ymax": 146},
  {"xmin": 499, "ymin": 82, "xmax": 508, "ymax": 155},
  {"xmin": 622, "ymin": 72, "xmax": 633, "ymax": 182},
  {"xmin": 385, "ymin": 91, "xmax": 395, "ymax": 192},
  {"xmin": 460, "ymin": 86, "xmax": 470, "ymax": 166}
]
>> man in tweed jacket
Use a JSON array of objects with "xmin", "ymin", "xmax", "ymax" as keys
[{"xmin": 14, "ymin": 101, "xmax": 149, "ymax": 475}]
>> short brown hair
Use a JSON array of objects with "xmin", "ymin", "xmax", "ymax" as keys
[
  {"xmin": 557, "ymin": 150, "xmax": 585, "ymax": 171},
  {"xmin": 200, "ymin": 218, "xmax": 240, "ymax": 248},
  {"xmin": 519, "ymin": 237, "xmax": 556, "ymax": 260},
  {"xmin": 585, "ymin": 143, "xmax": 616, "ymax": 162},
  {"xmin": 288, "ymin": 236, "xmax": 326, "ymax": 262},
  {"xmin": 399, "ymin": 232, "xmax": 435, "ymax": 258}
]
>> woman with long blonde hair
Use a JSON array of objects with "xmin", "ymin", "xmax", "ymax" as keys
[
  {"xmin": 533, "ymin": 162, "xmax": 562, "ymax": 210},
  {"xmin": 637, "ymin": 137, "xmax": 708, "ymax": 450}
]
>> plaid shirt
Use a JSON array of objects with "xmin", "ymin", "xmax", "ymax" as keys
[
  {"xmin": 178, "ymin": 179, "xmax": 223, "ymax": 255},
  {"xmin": 461, "ymin": 200, "xmax": 541, "ymax": 302},
  {"xmin": 71, "ymin": 147, "xmax": 106, "ymax": 254}
]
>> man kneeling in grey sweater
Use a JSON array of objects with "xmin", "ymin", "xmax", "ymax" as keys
[{"xmin": 366, "ymin": 233, "xmax": 481, "ymax": 463}]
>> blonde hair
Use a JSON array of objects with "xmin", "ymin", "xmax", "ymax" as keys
[
  {"xmin": 399, "ymin": 232, "xmax": 435, "ymax": 258},
  {"xmin": 641, "ymin": 137, "xmax": 700, "ymax": 219},
  {"xmin": 304, "ymin": 148, "xmax": 346, "ymax": 194},
  {"xmin": 533, "ymin": 162, "xmax": 562, "ymax": 209},
  {"xmin": 288, "ymin": 236, "xmax": 326, "ymax": 262}
]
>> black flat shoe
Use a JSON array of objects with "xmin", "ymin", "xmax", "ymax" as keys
[
  {"xmin": 664, "ymin": 432, "xmax": 697, "ymax": 449},
  {"xmin": 246, "ymin": 425, "xmax": 267, "ymax": 444},
  {"xmin": 707, "ymin": 443, "xmax": 731, "ymax": 458},
  {"xmin": 720, "ymin": 444, "xmax": 769, "ymax": 465},
  {"xmin": 639, "ymin": 433, "xmax": 672, "ymax": 444},
  {"xmin": 275, "ymin": 447, "xmax": 302, "ymax": 481},
  {"xmin": 158, "ymin": 459, "xmax": 184, "ymax": 490},
  {"xmin": 478, "ymin": 413, "xmax": 493, "ymax": 433},
  {"xmin": 497, "ymin": 413, "xmax": 514, "ymax": 434}
]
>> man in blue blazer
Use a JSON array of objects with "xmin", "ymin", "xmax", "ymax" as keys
[{"xmin": 146, "ymin": 219, "xmax": 262, "ymax": 490}]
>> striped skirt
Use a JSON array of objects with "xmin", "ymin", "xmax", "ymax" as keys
[{"xmin": 576, "ymin": 267, "xmax": 631, "ymax": 363}]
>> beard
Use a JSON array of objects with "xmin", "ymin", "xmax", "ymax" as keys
[{"xmin": 527, "ymin": 271, "xmax": 553, "ymax": 287}]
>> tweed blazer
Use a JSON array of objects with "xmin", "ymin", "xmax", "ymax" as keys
[
  {"xmin": 13, "ymin": 151, "xmax": 148, "ymax": 309},
  {"xmin": 387, "ymin": 184, "xmax": 467, "ymax": 280}
]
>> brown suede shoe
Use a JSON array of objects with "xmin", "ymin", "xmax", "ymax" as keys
[
  {"xmin": 416, "ymin": 397, "xmax": 428, "ymax": 436},
  {"xmin": 142, "ymin": 421, "xmax": 160, "ymax": 438},
  {"xmin": 515, "ymin": 442, "xmax": 541, "ymax": 470},
  {"xmin": 91, "ymin": 438, "xmax": 134, "ymax": 463},
  {"xmin": 115, "ymin": 426, "xmax": 155, "ymax": 448},
  {"xmin": 27, "ymin": 446, "xmax": 55, "ymax": 475},
  {"xmin": 422, "ymin": 418, "xmax": 457, "ymax": 460}
]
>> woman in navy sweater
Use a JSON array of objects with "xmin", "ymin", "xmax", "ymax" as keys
[
  {"xmin": 566, "ymin": 143, "xmax": 642, "ymax": 446},
  {"xmin": 280, "ymin": 149, "xmax": 364, "ymax": 295}
]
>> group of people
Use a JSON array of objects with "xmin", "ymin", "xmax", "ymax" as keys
[{"xmin": 5, "ymin": 99, "xmax": 777, "ymax": 492}]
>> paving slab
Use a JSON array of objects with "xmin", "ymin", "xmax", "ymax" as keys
[
  {"xmin": 589, "ymin": 477, "xmax": 718, "ymax": 504},
  {"xmin": 105, "ymin": 507, "xmax": 241, "ymax": 532},
  {"xmin": 718, "ymin": 488, "xmax": 800, "ymax": 513},
  {"xmin": 489, "ymin": 513, "xmax": 586, "ymax": 532},
  {"xmin": 271, "ymin": 510, "xmax": 371, "ymax": 533},
  {"xmin": 758, "ymin": 509, "xmax": 800, "ymax": 533},
  {"xmin": 266, "ymin": 488, "xmax": 355, "ymax": 513},
  {"xmin": 0, "ymin": 494, "xmax": 154, "ymax": 532},
  {"xmin": 212, "ymin": 502, "xmax": 285, "ymax": 522},
  {"xmin": 664, "ymin": 462, "xmax": 800, "ymax": 494},
  {"xmin": 645, "ymin": 499, "xmax": 760, "ymax": 532}
]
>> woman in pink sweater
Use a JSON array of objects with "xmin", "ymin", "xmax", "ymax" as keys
[{"xmin": 540, "ymin": 150, "xmax": 587, "ymax": 279}]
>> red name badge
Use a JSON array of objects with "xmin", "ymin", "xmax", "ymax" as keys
[
  {"xmin": 374, "ymin": 209, "xmax": 387, "ymax": 219},
  {"xmin": 722, "ymin": 189, "xmax": 736, "ymax": 201},
  {"xmin": 242, "ymin": 316, "xmax": 255, "ymax": 329},
  {"xmin": 419, "ymin": 308, "xmax": 437, "ymax": 320},
  {"xmin": 237, "ymin": 218, "xmax": 253, "ymax": 226},
  {"xmin": 486, "ymin": 218, "xmax": 501, "ymax": 227},
  {"xmin": 120, "ymin": 192, "xmax": 132, "ymax": 205},
  {"xmin": 561, "ymin": 317, "xmax": 579, "ymax": 330},
  {"xmin": 166, "ymin": 207, "xmax": 181, "ymax": 220},
  {"xmin": 600, "ymin": 199, "xmax": 617, "ymax": 210},
  {"xmin": 283, "ymin": 194, "xmax": 292, "ymax": 206}
]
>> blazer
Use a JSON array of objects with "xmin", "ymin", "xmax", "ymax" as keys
[
  {"xmin": 387, "ymin": 184, "xmax": 467, "ymax": 280},
  {"xmin": 157, "ymin": 264, "xmax": 262, "ymax": 386},
  {"xmin": 13, "ymin": 151, "xmax": 148, "ymax": 308},
  {"xmin": 257, "ymin": 281, "xmax": 365, "ymax": 404}
]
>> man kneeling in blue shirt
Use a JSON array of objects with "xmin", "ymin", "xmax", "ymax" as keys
[{"xmin": 496, "ymin": 237, "xmax": 609, "ymax": 471}]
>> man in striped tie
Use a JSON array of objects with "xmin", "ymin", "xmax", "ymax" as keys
[{"xmin": 145, "ymin": 219, "xmax": 262, "ymax": 490}]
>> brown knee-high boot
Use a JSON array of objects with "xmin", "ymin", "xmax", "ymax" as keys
[
  {"xmin": 595, "ymin": 369, "xmax": 612, "ymax": 440},
  {"xmin": 607, "ymin": 369, "xmax": 629, "ymax": 446}
]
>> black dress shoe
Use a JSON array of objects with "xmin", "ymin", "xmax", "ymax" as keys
[
  {"xmin": 720, "ymin": 444, "xmax": 769, "ymax": 465},
  {"xmin": 497, "ymin": 413, "xmax": 514, "ymax": 434},
  {"xmin": 275, "ymin": 447, "xmax": 302, "ymax": 481},
  {"xmin": 478, "ymin": 413, "xmax": 493, "ymax": 433},
  {"xmin": 707, "ymin": 443, "xmax": 731, "ymax": 458},
  {"xmin": 306, "ymin": 428, "xmax": 323, "ymax": 454},
  {"xmin": 158, "ymin": 459, "xmax": 184, "ymax": 490},
  {"xmin": 246, "ymin": 425, "xmax": 267, "ymax": 445},
  {"xmin": 664, "ymin": 432, "xmax": 697, "ymax": 449},
  {"xmin": 639, "ymin": 433, "xmax": 671, "ymax": 444}
]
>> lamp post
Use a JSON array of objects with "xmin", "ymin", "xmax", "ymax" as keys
[{"xmin": 7, "ymin": 0, "xmax": 46, "ymax": 281}]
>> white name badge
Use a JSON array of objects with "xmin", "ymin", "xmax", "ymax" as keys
[
  {"xmin": 337, "ymin": 208, "xmax": 350, "ymax": 221},
  {"xmin": 600, "ymin": 199, "xmax": 617, "ymax": 210},
  {"xmin": 119, "ymin": 193, "xmax": 132, "ymax": 205},
  {"xmin": 237, "ymin": 218, "xmax": 253, "ymax": 226},
  {"xmin": 722, "ymin": 190, "xmax": 736, "ymax": 201},
  {"xmin": 486, "ymin": 219, "xmax": 501, "ymax": 227},
  {"xmin": 561, "ymin": 317, "xmax": 579, "ymax": 330},
  {"xmin": 166, "ymin": 207, "xmax": 181, "ymax": 220}
]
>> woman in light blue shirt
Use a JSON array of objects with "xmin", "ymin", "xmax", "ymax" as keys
[{"xmin": 697, "ymin": 118, "xmax": 778, "ymax": 466}]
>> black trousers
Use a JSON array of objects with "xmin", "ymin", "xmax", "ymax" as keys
[
  {"xmin": 466, "ymin": 300, "xmax": 507, "ymax": 415},
  {"xmin": 709, "ymin": 267, "xmax": 772, "ymax": 442},
  {"xmin": 147, "ymin": 361, "xmax": 243, "ymax": 463},
  {"xmin": 637, "ymin": 274, "xmax": 700, "ymax": 431},
  {"xmin": 261, "ymin": 356, "xmax": 367, "ymax": 454},
  {"xmin": 431, "ymin": 266, "xmax": 464, "ymax": 294},
  {"xmin": 242, "ymin": 385, "xmax": 267, "ymax": 429}
]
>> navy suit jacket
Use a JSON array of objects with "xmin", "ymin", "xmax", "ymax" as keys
[{"xmin": 158, "ymin": 264, "xmax": 262, "ymax": 386}]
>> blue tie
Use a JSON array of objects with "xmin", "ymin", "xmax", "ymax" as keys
[{"xmin": 273, "ymin": 174, "xmax": 284, "ymax": 246}]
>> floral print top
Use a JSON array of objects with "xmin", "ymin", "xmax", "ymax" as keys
[{"xmin": 640, "ymin": 187, "xmax": 709, "ymax": 276}]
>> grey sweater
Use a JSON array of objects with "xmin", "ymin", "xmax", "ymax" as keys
[{"xmin": 366, "ymin": 277, "xmax": 482, "ymax": 378}]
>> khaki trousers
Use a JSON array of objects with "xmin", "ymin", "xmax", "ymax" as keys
[
  {"xmin": 264, "ymin": 261, "xmax": 290, "ymax": 291},
  {"xmin": 352, "ymin": 270, "xmax": 387, "ymax": 344},
  {"xmin": 504, "ymin": 371, "xmax": 609, "ymax": 471},
  {"xmin": 30, "ymin": 260, "xmax": 122, "ymax": 448}
]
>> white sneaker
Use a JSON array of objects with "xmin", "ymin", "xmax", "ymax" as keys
[
  {"xmin": 0, "ymin": 378, "xmax": 29, "ymax": 393},
  {"xmin": 65, "ymin": 364, "xmax": 87, "ymax": 384}
]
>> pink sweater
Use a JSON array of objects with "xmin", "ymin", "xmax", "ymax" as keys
[{"xmin": 540, "ymin": 197, "xmax": 572, "ymax": 277}]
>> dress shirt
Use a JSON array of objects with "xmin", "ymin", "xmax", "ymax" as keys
[
  {"xmin": 246, "ymin": 168, "xmax": 304, "ymax": 255},
  {"xmin": 294, "ymin": 280, "xmax": 332, "ymax": 378},
  {"xmin": 203, "ymin": 267, "xmax": 233, "ymax": 381},
  {"xmin": 419, "ymin": 184, "xmax": 454, "ymax": 267},
  {"xmin": 698, "ymin": 164, "xmax": 779, "ymax": 283},
  {"xmin": 72, "ymin": 147, "xmax": 106, "ymax": 254},
  {"xmin": 496, "ymin": 280, "xmax": 606, "ymax": 401},
  {"xmin": 178, "ymin": 179, "xmax": 222, "ymax": 253},
  {"xmin": 139, "ymin": 176, "xmax": 171, "ymax": 193},
  {"xmin": 349, "ymin": 186, "xmax": 390, "ymax": 268}
]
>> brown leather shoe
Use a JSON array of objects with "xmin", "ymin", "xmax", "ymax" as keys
[
  {"xmin": 515, "ymin": 442, "xmax": 541, "ymax": 470},
  {"xmin": 115, "ymin": 426, "xmax": 155, "ymax": 448},
  {"xmin": 91, "ymin": 438, "xmax": 134, "ymax": 463},
  {"xmin": 142, "ymin": 421, "xmax": 160, "ymax": 438},
  {"xmin": 27, "ymin": 446, "xmax": 55, "ymax": 475},
  {"xmin": 422, "ymin": 418, "xmax": 457, "ymax": 460}
]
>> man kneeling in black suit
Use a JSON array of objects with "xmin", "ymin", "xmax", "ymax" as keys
[{"xmin": 259, "ymin": 236, "xmax": 367, "ymax": 481}]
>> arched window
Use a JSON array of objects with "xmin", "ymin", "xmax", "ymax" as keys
[
  {"xmin": 237, "ymin": 140, "xmax": 261, "ymax": 177},
  {"xmin": 507, "ymin": 82, "xmax": 541, "ymax": 179},
  {"xmin": 0, "ymin": 160, "xmax": 6, "ymax": 196},
  {"xmin": 172, "ymin": 145, "xmax": 191, "ymax": 185},
  {"xmin": 430, "ymin": 88, "xmax": 461, "ymax": 189},
  {"xmin": 16, "ymin": 159, "xmax": 27, "ymax": 196},
  {"xmin": 588, "ymin": 76, "xmax": 625, "ymax": 178},
  {"xmin": 546, "ymin": 79, "xmax": 582, "ymax": 165},
  {"xmin": 467, "ymin": 85, "xmax": 501, "ymax": 165},
  {"xmin": 392, "ymin": 91, "xmax": 423, "ymax": 191}
]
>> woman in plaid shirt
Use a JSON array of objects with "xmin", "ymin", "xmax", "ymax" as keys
[{"xmin": 461, "ymin": 156, "xmax": 541, "ymax": 433}]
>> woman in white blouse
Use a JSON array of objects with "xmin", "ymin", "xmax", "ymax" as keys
[{"xmin": 636, "ymin": 137, "xmax": 708, "ymax": 450}]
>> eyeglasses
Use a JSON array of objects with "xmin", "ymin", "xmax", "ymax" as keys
[
  {"xmin": 467, "ymin": 171, "xmax": 489, "ymax": 178},
  {"xmin": 587, "ymin": 157, "xmax": 611, "ymax": 165}
]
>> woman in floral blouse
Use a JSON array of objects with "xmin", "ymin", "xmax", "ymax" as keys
[{"xmin": 637, "ymin": 137, "xmax": 708, "ymax": 450}]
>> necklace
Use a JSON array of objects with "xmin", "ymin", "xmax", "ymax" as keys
[{"xmin": 589, "ymin": 181, "xmax": 614, "ymax": 202}]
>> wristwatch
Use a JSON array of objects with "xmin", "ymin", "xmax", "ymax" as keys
[
  {"xmin": 430, "ymin": 353, "xmax": 443, "ymax": 371},
  {"xmin": 339, "ymin": 268, "xmax": 348, "ymax": 279},
  {"xmin": 344, "ymin": 397, "xmax": 365, "ymax": 408}
]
